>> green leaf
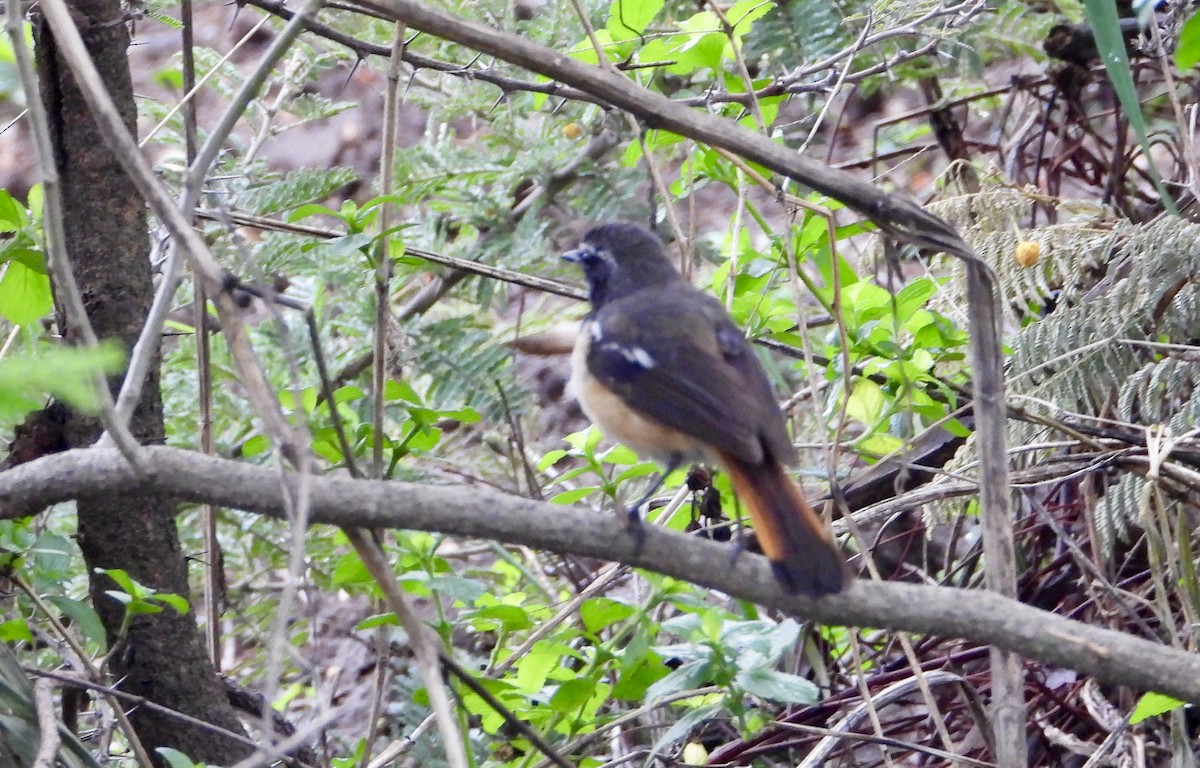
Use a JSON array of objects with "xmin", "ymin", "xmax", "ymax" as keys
[
  {"xmin": 646, "ymin": 659, "xmax": 712, "ymax": 700},
  {"xmin": 893, "ymin": 277, "xmax": 938, "ymax": 323},
  {"xmin": 580, "ymin": 597, "xmax": 636, "ymax": 633},
  {"xmin": 0, "ymin": 190, "xmax": 28, "ymax": 231},
  {"xmin": 472, "ymin": 604, "xmax": 533, "ymax": 631},
  {"xmin": 31, "ymin": 532, "xmax": 73, "ymax": 585},
  {"xmin": 607, "ymin": 0, "xmax": 663, "ymax": 40},
  {"xmin": 154, "ymin": 66, "xmax": 184, "ymax": 91},
  {"xmin": 289, "ymin": 202, "xmax": 342, "ymax": 222},
  {"xmin": 0, "ymin": 344, "xmax": 125, "ymax": 419},
  {"xmin": 856, "ymin": 433, "xmax": 904, "ymax": 456},
  {"xmin": 101, "ymin": 568, "xmax": 141, "ymax": 597},
  {"xmin": 0, "ymin": 251, "xmax": 52, "ymax": 325},
  {"xmin": 151, "ymin": 593, "xmax": 190, "ymax": 615},
  {"xmin": 845, "ymin": 379, "xmax": 885, "ymax": 424},
  {"xmin": 0, "ymin": 618, "xmax": 32, "ymax": 643},
  {"xmin": 735, "ymin": 667, "xmax": 819, "ymax": 704},
  {"xmin": 651, "ymin": 702, "xmax": 724, "ymax": 753},
  {"xmin": 639, "ymin": 12, "xmax": 725, "ymax": 74},
  {"xmin": 425, "ymin": 575, "xmax": 485, "ymax": 603},
  {"xmin": 727, "ymin": 0, "xmax": 774, "ymax": 35},
  {"xmin": 331, "ymin": 552, "xmax": 372, "ymax": 587},
  {"xmin": 356, "ymin": 613, "xmax": 399, "ymax": 631},
  {"xmin": 1130, "ymin": 691, "xmax": 1186, "ymax": 723},
  {"xmin": 611, "ymin": 650, "xmax": 669, "ymax": 700},
  {"xmin": 1177, "ymin": 11, "xmax": 1200, "ymax": 70},
  {"xmin": 549, "ymin": 487, "xmax": 597, "ymax": 505},
  {"xmin": 311, "ymin": 232, "xmax": 376, "ymax": 261},
  {"xmin": 44, "ymin": 596, "xmax": 106, "ymax": 647},
  {"xmin": 515, "ymin": 641, "xmax": 560, "ymax": 693},
  {"xmin": 240, "ymin": 434, "xmax": 270, "ymax": 457},
  {"xmin": 566, "ymin": 29, "xmax": 619, "ymax": 66},
  {"xmin": 549, "ymin": 677, "xmax": 595, "ymax": 713},
  {"xmin": 538, "ymin": 449, "xmax": 568, "ymax": 470},
  {"xmin": 155, "ymin": 747, "xmax": 199, "ymax": 768}
]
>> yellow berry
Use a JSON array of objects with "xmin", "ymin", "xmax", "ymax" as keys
[{"xmin": 1015, "ymin": 240, "xmax": 1040, "ymax": 267}]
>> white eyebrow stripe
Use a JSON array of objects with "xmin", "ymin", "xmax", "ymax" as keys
[
  {"xmin": 627, "ymin": 347, "xmax": 656, "ymax": 369},
  {"xmin": 600, "ymin": 341, "xmax": 656, "ymax": 370}
]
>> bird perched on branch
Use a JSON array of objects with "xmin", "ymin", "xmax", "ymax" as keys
[{"xmin": 563, "ymin": 221, "xmax": 846, "ymax": 596}]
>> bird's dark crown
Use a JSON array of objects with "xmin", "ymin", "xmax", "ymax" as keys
[{"xmin": 563, "ymin": 221, "xmax": 682, "ymax": 309}]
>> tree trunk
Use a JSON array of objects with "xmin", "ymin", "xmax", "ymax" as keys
[{"xmin": 34, "ymin": 2, "xmax": 252, "ymax": 762}]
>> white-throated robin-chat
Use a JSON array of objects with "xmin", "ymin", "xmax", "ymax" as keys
[{"xmin": 563, "ymin": 221, "xmax": 846, "ymax": 596}]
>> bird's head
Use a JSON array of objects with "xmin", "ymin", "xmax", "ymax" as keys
[{"xmin": 562, "ymin": 221, "xmax": 681, "ymax": 308}]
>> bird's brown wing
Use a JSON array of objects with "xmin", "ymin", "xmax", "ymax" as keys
[{"xmin": 586, "ymin": 289, "xmax": 790, "ymax": 465}]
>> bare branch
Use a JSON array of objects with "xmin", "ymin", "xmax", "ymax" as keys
[{"xmin": 4, "ymin": 445, "xmax": 1200, "ymax": 706}]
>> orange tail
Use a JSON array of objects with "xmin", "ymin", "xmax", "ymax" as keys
[{"xmin": 719, "ymin": 453, "xmax": 846, "ymax": 596}]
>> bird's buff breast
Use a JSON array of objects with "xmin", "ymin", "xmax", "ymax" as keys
[{"xmin": 570, "ymin": 331, "xmax": 704, "ymax": 463}]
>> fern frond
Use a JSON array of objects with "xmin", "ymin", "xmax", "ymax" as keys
[
  {"xmin": 238, "ymin": 167, "xmax": 359, "ymax": 215},
  {"xmin": 921, "ymin": 186, "xmax": 1200, "ymax": 546}
]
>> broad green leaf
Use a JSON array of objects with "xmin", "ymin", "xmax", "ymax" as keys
[
  {"xmin": 566, "ymin": 29, "xmax": 618, "ymax": 66},
  {"xmin": 472, "ymin": 604, "xmax": 533, "ymax": 631},
  {"xmin": 549, "ymin": 487, "xmax": 598, "ymax": 505},
  {"xmin": 331, "ymin": 552, "xmax": 372, "ymax": 587},
  {"xmin": 1130, "ymin": 691, "xmax": 1185, "ymax": 723},
  {"xmin": 646, "ymin": 659, "xmax": 712, "ymax": 700},
  {"xmin": 0, "ymin": 251, "xmax": 52, "ymax": 325},
  {"xmin": 651, "ymin": 702, "xmax": 723, "ymax": 753},
  {"xmin": 100, "ymin": 568, "xmax": 141, "ymax": 597},
  {"xmin": 0, "ymin": 618, "xmax": 32, "ymax": 643},
  {"xmin": 0, "ymin": 344, "xmax": 124, "ymax": 419},
  {"xmin": 607, "ymin": 0, "xmax": 663, "ymax": 40},
  {"xmin": 356, "ymin": 613, "xmax": 399, "ymax": 631},
  {"xmin": 726, "ymin": 0, "xmax": 773, "ymax": 35},
  {"xmin": 515, "ymin": 641, "xmax": 560, "ymax": 692},
  {"xmin": 580, "ymin": 597, "xmax": 636, "ymax": 633},
  {"xmin": 549, "ymin": 677, "xmax": 596, "ymax": 713},
  {"xmin": 240, "ymin": 434, "xmax": 270, "ymax": 457},
  {"xmin": 1176, "ymin": 11, "xmax": 1200, "ymax": 70},
  {"xmin": 0, "ymin": 190, "xmax": 27, "ymax": 231},
  {"xmin": 894, "ymin": 278, "xmax": 938, "ymax": 323},
  {"xmin": 44, "ymin": 596, "xmax": 106, "ymax": 647},
  {"xmin": 846, "ymin": 379, "xmax": 885, "ymax": 425},
  {"xmin": 31, "ymin": 532, "xmax": 72, "ymax": 585},
  {"xmin": 735, "ymin": 667, "xmax": 819, "ymax": 704},
  {"xmin": 151, "ymin": 593, "xmax": 190, "ymax": 614},
  {"xmin": 611, "ymin": 650, "xmax": 669, "ymax": 700},
  {"xmin": 155, "ymin": 747, "xmax": 198, "ymax": 768},
  {"xmin": 856, "ymin": 433, "xmax": 905, "ymax": 456},
  {"xmin": 425, "ymin": 575, "xmax": 485, "ymax": 603},
  {"xmin": 538, "ymin": 449, "xmax": 568, "ymax": 470}
]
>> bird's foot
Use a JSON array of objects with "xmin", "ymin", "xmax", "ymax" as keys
[
  {"xmin": 727, "ymin": 529, "xmax": 748, "ymax": 568},
  {"xmin": 624, "ymin": 505, "xmax": 647, "ymax": 558}
]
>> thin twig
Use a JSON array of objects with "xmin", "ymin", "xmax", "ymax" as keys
[{"xmin": 32, "ymin": 678, "xmax": 61, "ymax": 768}]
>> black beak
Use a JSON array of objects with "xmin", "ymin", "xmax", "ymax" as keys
[{"xmin": 562, "ymin": 245, "xmax": 591, "ymax": 263}]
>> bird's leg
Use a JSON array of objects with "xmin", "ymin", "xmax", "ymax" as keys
[
  {"xmin": 728, "ymin": 497, "xmax": 748, "ymax": 568},
  {"xmin": 623, "ymin": 454, "xmax": 683, "ymax": 554}
]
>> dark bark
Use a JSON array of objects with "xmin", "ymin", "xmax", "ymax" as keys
[{"xmin": 33, "ymin": 1, "xmax": 251, "ymax": 762}]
